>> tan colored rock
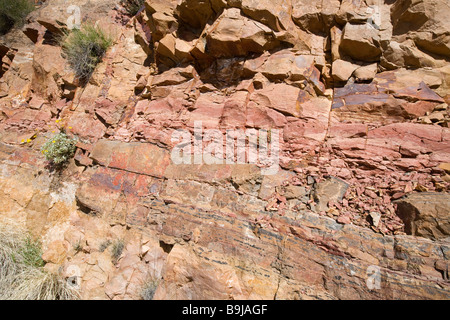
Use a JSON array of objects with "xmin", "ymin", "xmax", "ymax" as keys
[
  {"xmin": 250, "ymin": 83, "xmax": 300, "ymax": 117},
  {"xmin": 340, "ymin": 23, "xmax": 381, "ymax": 62},
  {"xmin": 336, "ymin": 0, "xmax": 377, "ymax": 24},
  {"xmin": 391, "ymin": 0, "xmax": 450, "ymax": 58},
  {"xmin": 145, "ymin": 0, "xmax": 178, "ymax": 42},
  {"xmin": 330, "ymin": 26, "xmax": 342, "ymax": 61},
  {"xmin": 354, "ymin": 63, "xmax": 378, "ymax": 82},
  {"xmin": 240, "ymin": 0, "xmax": 294, "ymax": 32},
  {"xmin": 244, "ymin": 50, "xmax": 319, "ymax": 84},
  {"xmin": 395, "ymin": 193, "xmax": 450, "ymax": 240},
  {"xmin": 151, "ymin": 66, "xmax": 195, "ymax": 87},
  {"xmin": 438, "ymin": 163, "xmax": 450, "ymax": 173},
  {"xmin": 292, "ymin": 0, "xmax": 340, "ymax": 34},
  {"xmin": 154, "ymin": 243, "xmax": 277, "ymax": 300},
  {"xmin": 157, "ymin": 34, "xmax": 176, "ymax": 62},
  {"xmin": 175, "ymin": 0, "xmax": 225, "ymax": 30},
  {"xmin": 205, "ymin": 8, "xmax": 279, "ymax": 58},
  {"xmin": 381, "ymin": 40, "xmax": 447, "ymax": 69},
  {"xmin": 332, "ymin": 59, "xmax": 359, "ymax": 82},
  {"xmin": 42, "ymin": 240, "xmax": 68, "ymax": 264},
  {"xmin": 313, "ymin": 177, "xmax": 349, "ymax": 212}
]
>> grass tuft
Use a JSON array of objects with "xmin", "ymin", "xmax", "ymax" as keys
[
  {"xmin": 111, "ymin": 239, "xmax": 125, "ymax": 264},
  {"xmin": 61, "ymin": 24, "xmax": 113, "ymax": 83},
  {"xmin": 140, "ymin": 278, "xmax": 159, "ymax": 300},
  {"xmin": 0, "ymin": 0, "xmax": 34, "ymax": 34},
  {"xmin": 0, "ymin": 220, "xmax": 79, "ymax": 300},
  {"xmin": 99, "ymin": 239, "xmax": 111, "ymax": 253}
]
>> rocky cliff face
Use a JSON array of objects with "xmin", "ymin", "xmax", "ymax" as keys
[{"xmin": 0, "ymin": 0, "xmax": 449, "ymax": 299}]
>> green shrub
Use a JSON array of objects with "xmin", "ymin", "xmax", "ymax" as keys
[
  {"xmin": 41, "ymin": 132, "xmax": 77, "ymax": 165},
  {"xmin": 0, "ymin": 0, "xmax": 34, "ymax": 34},
  {"xmin": 0, "ymin": 220, "xmax": 79, "ymax": 300},
  {"xmin": 18, "ymin": 237, "xmax": 45, "ymax": 268},
  {"xmin": 61, "ymin": 24, "xmax": 113, "ymax": 83},
  {"xmin": 121, "ymin": 0, "xmax": 145, "ymax": 16}
]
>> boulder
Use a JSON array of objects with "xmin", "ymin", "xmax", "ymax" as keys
[
  {"xmin": 340, "ymin": 23, "xmax": 382, "ymax": 62},
  {"xmin": 381, "ymin": 40, "xmax": 448, "ymax": 69},
  {"xmin": 332, "ymin": 59, "xmax": 359, "ymax": 82},
  {"xmin": 391, "ymin": 0, "xmax": 450, "ymax": 58},
  {"xmin": 146, "ymin": 6, "xmax": 178, "ymax": 42},
  {"xmin": 205, "ymin": 8, "xmax": 279, "ymax": 58},
  {"xmin": 395, "ymin": 193, "xmax": 450, "ymax": 240},
  {"xmin": 292, "ymin": 0, "xmax": 340, "ymax": 34},
  {"xmin": 353, "ymin": 63, "xmax": 378, "ymax": 82},
  {"xmin": 313, "ymin": 177, "xmax": 349, "ymax": 212}
]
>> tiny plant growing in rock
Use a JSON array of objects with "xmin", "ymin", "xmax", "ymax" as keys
[
  {"xmin": 99, "ymin": 240, "xmax": 112, "ymax": 253},
  {"xmin": 61, "ymin": 24, "xmax": 113, "ymax": 84},
  {"xmin": 111, "ymin": 239, "xmax": 125, "ymax": 264},
  {"xmin": 14, "ymin": 236, "xmax": 44, "ymax": 269},
  {"xmin": 0, "ymin": 220, "xmax": 79, "ymax": 300},
  {"xmin": 73, "ymin": 239, "xmax": 84, "ymax": 254},
  {"xmin": 140, "ymin": 278, "xmax": 159, "ymax": 300},
  {"xmin": 0, "ymin": 0, "xmax": 35, "ymax": 35},
  {"xmin": 41, "ymin": 132, "xmax": 77, "ymax": 165}
]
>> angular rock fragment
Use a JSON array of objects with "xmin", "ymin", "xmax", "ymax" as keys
[
  {"xmin": 395, "ymin": 193, "xmax": 450, "ymax": 240},
  {"xmin": 313, "ymin": 177, "xmax": 349, "ymax": 212}
]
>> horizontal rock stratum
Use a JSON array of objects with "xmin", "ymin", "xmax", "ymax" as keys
[{"xmin": 0, "ymin": 0, "xmax": 449, "ymax": 300}]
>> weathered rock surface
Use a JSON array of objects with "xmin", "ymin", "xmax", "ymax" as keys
[
  {"xmin": 0, "ymin": 143, "xmax": 449, "ymax": 300},
  {"xmin": 395, "ymin": 193, "xmax": 450, "ymax": 240}
]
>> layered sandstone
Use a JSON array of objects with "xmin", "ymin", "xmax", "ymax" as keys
[{"xmin": 0, "ymin": 0, "xmax": 449, "ymax": 299}]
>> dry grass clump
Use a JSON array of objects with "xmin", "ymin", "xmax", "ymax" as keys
[
  {"xmin": 140, "ymin": 278, "xmax": 159, "ymax": 300},
  {"xmin": 0, "ymin": 220, "xmax": 79, "ymax": 300},
  {"xmin": 0, "ymin": 0, "xmax": 34, "ymax": 34},
  {"xmin": 111, "ymin": 239, "xmax": 125, "ymax": 264},
  {"xmin": 60, "ymin": 24, "xmax": 113, "ymax": 84}
]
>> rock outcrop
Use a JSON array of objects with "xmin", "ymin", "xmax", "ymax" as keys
[{"xmin": 0, "ymin": 0, "xmax": 449, "ymax": 300}]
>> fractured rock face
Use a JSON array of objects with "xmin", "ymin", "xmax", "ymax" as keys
[
  {"xmin": 205, "ymin": 8, "xmax": 279, "ymax": 58},
  {"xmin": 391, "ymin": 0, "xmax": 450, "ymax": 58},
  {"xmin": 340, "ymin": 23, "xmax": 382, "ymax": 62},
  {"xmin": 313, "ymin": 177, "xmax": 349, "ymax": 212},
  {"xmin": 292, "ymin": 0, "xmax": 340, "ymax": 34},
  {"xmin": 395, "ymin": 193, "xmax": 450, "ymax": 240}
]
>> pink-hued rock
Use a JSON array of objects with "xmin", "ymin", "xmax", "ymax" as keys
[{"xmin": 250, "ymin": 83, "xmax": 301, "ymax": 117}]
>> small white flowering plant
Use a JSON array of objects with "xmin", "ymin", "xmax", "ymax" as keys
[{"xmin": 40, "ymin": 131, "xmax": 77, "ymax": 165}]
